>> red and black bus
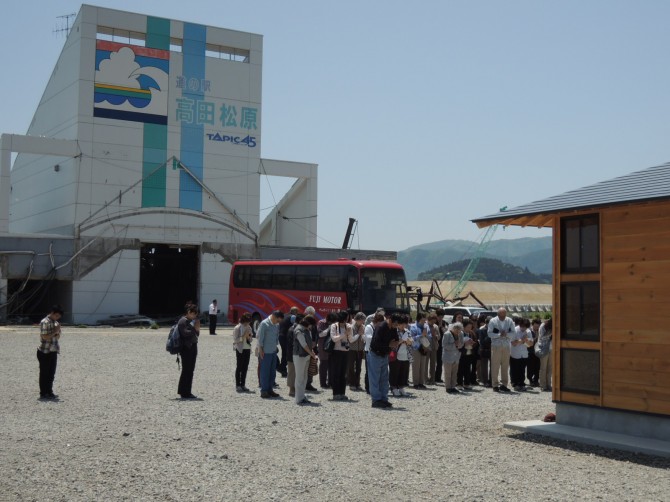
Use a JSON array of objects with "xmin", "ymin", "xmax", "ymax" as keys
[{"xmin": 227, "ymin": 259, "xmax": 409, "ymax": 326}]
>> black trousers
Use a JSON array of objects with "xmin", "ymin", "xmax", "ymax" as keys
[
  {"xmin": 209, "ymin": 314, "xmax": 217, "ymax": 334},
  {"xmin": 457, "ymin": 353, "xmax": 478, "ymax": 386},
  {"xmin": 389, "ymin": 360, "xmax": 410, "ymax": 388},
  {"xmin": 36, "ymin": 350, "xmax": 58, "ymax": 396},
  {"xmin": 278, "ymin": 334, "xmax": 288, "ymax": 374},
  {"xmin": 319, "ymin": 354, "xmax": 330, "ymax": 388},
  {"xmin": 178, "ymin": 344, "xmax": 198, "ymax": 396},
  {"xmin": 526, "ymin": 351, "xmax": 540, "ymax": 384},
  {"xmin": 435, "ymin": 337, "xmax": 443, "ymax": 381},
  {"xmin": 235, "ymin": 349, "xmax": 251, "ymax": 387},
  {"xmin": 329, "ymin": 351, "xmax": 348, "ymax": 396},
  {"xmin": 347, "ymin": 350, "xmax": 365, "ymax": 387},
  {"xmin": 364, "ymin": 352, "xmax": 370, "ymax": 392},
  {"xmin": 510, "ymin": 357, "xmax": 527, "ymax": 387}
]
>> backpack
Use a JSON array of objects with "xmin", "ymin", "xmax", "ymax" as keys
[{"xmin": 166, "ymin": 323, "xmax": 181, "ymax": 355}]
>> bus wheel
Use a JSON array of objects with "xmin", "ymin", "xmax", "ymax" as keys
[{"xmin": 251, "ymin": 314, "xmax": 261, "ymax": 336}]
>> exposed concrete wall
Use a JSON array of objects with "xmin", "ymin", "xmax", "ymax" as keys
[
  {"xmin": 71, "ymin": 248, "xmax": 140, "ymax": 324},
  {"xmin": 557, "ymin": 402, "xmax": 670, "ymax": 442},
  {"xmin": 200, "ymin": 253, "xmax": 233, "ymax": 315}
]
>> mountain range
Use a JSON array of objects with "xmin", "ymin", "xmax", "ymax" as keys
[{"xmin": 397, "ymin": 236, "xmax": 552, "ymax": 280}]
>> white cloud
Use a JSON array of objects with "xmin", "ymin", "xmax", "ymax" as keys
[{"xmin": 96, "ymin": 47, "xmax": 141, "ymax": 88}]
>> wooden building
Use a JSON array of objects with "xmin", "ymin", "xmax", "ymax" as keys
[{"xmin": 473, "ymin": 163, "xmax": 670, "ymax": 439}]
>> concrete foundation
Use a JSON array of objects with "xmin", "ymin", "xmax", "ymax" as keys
[{"xmin": 557, "ymin": 402, "xmax": 670, "ymax": 442}]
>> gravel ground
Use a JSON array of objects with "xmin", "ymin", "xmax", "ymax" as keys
[{"xmin": 1, "ymin": 326, "xmax": 668, "ymax": 502}]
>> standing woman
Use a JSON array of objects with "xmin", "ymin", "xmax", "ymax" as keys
[
  {"xmin": 526, "ymin": 318, "xmax": 542, "ymax": 387},
  {"xmin": 410, "ymin": 313, "xmax": 431, "ymax": 389},
  {"xmin": 286, "ymin": 314, "xmax": 303, "ymax": 397},
  {"xmin": 459, "ymin": 319, "xmax": 478, "ymax": 389},
  {"xmin": 37, "ymin": 305, "xmax": 64, "ymax": 400},
  {"xmin": 477, "ymin": 316, "xmax": 492, "ymax": 387},
  {"xmin": 537, "ymin": 318, "xmax": 553, "ymax": 391},
  {"xmin": 329, "ymin": 310, "xmax": 354, "ymax": 400},
  {"xmin": 317, "ymin": 312, "xmax": 337, "ymax": 389},
  {"xmin": 233, "ymin": 313, "xmax": 253, "ymax": 392},
  {"xmin": 393, "ymin": 314, "xmax": 413, "ymax": 396},
  {"xmin": 347, "ymin": 312, "xmax": 367, "ymax": 391},
  {"xmin": 178, "ymin": 303, "xmax": 201, "ymax": 399},
  {"xmin": 426, "ymin": 313, "xmax": 440, "ymax": 385},
  {"xmin": 442, "ymin": 322, "xmax": 464, "ymax": 394},
  {"xmin": 510, "ymin": 318, "xmax": 531, "ymax": 391}
]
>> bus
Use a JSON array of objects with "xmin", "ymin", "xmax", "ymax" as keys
[{"xmin": 227, "ymin": 259, "xmax": 409, "ymax": 326}]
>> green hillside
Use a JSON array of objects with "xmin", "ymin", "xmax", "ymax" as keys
[
  {"xmin": 398, "ymin": 236, "xmax": 552, "ymax": 280},
  {"xmin": 417, "ymin": 257, "xmax": 551, "ymax": 284}
]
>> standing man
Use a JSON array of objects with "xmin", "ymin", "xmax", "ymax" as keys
[
  {"xmin": 208, "ymin": 299, "xmax": 219, "ymax": 335},
  {"xmin": 37, "ymin": 305, "xmax": 63, "ymax": 400},
  {"xmin": 178, "ymin": 304, "xmax": 201, "ymax": 399},
  {"xmin": 257, "ymin": 310, "xmax": 284, "ymax": 398},
  {"xmin": 488, "ymin": 308, "xmax": 515, "ymax": 392},
  {"xmin": 368, "ymin": 312, "xmax": 401, "ymax": 408}
]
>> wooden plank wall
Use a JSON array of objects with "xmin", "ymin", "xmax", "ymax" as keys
[{"xmin": 601, "ymin": 202, "xmax": 670, "ymax": 415}]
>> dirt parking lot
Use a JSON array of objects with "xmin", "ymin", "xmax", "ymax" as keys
[{"xmin": 0, "ymin": 326, "xmax": 668, "ymax": 501}]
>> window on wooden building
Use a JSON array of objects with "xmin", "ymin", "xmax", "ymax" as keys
[
  {"xmin": 560, "ymin": 282, "xmax": 600, "ymax": 341},
  {"xmin": 561, "ymin": 349, "xmax": 600, "ymax": 394},
  {"xmin": 561, "ymin": 214, "xmax": 599, "ymax": 273}
]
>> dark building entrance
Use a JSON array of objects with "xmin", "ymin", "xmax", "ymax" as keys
[
  {"xmin": 139, "ymin": 244, "xmax": 198, "ymax": 320},
  {"xmin": 5, "ymin": 279, "xmax": 73, "ymax": 324}
]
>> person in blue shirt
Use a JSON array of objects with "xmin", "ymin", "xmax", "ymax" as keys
[{"xmin": 257, "ymin": 310, "xmax": 285, "ymax": 398}]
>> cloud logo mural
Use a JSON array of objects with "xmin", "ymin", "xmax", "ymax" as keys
[{"xmin": 94, "ymin": 41, "xmax": 169, "ymax": 125}]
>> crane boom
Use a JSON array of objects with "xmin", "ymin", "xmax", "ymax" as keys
[{"xmin": 446, "ymin": 224, "xmax": 498, "ymax": 300}]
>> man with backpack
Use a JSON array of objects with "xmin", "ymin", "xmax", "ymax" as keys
[{"xmin": 177, "ymin": 304, "xmax": 201, "ymax": 399}]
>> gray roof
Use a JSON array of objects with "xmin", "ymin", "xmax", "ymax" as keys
[{"xmin": 473, "ymin": 162, "xmax": 670, "ymax": 227}]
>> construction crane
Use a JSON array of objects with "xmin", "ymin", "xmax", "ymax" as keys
[
  {"xmin": 446, "ymin": 223, "xmax": 499, "ymax": 300},
  {"xmin": 407, "ymin": 224, "xmax": 500, "ymax": 313},
  {"xmin": 342, "ymin": 218, "xmax": 357, "ymax": 249}
]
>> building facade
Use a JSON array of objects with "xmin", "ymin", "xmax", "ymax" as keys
[{"xmin": 2, "ymin": 5, "xmax": 322, "ymax": 322}]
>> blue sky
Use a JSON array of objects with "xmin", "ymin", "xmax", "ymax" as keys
[{"xmin": 2, "ymin": 1, "xmax": 669, "ymax": 251}]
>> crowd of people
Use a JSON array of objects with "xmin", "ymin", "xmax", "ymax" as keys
[
  {"xmin": 229, "ymin": 305, "xmax": 554, "ymax": 408},
  {"xmin": 34, "ymin": 303, "xmax": 553, "ymax": 406}
]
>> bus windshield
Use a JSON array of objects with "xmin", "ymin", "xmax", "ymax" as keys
[{"xmin": 360, "ymin": 268, "xmax": 408, "ymax": 313}]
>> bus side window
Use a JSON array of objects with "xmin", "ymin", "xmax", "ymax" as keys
[
  {"xmin": 346, "ymin": 267, "xmax": 359, "ymax": 309},
  {"xmin": 272, "ymin": 266, "xmax": 296, "ymax": 289},
  {"xmin": 234, "ymin": 266, "xmax": 251, "ymax": 288}
]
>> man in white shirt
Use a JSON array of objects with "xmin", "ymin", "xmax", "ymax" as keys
[
  {"xmin": 487, "ymin": 308, "xmax": 515, "ymax": 392},
  {"xmin": 208, "ymin": 300, "xmax": 219, "ymax": 335}
]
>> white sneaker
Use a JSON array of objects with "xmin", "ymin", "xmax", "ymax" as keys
[
  {"xmin": 392, "ymin": 388, "xmax": 401, "ymax": 397},
  {"xmin": 399, "ymin": 388, "xmax": 408, "ymax": 396}
]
